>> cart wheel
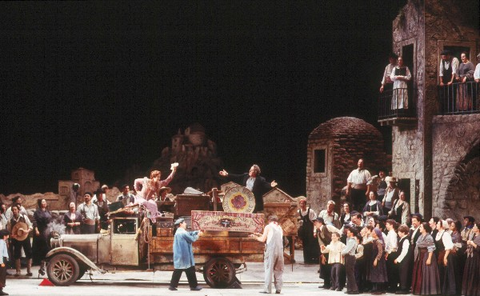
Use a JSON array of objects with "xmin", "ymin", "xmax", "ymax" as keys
[
  {"xmin": 47, "ymin": 253, "xmax": 80, "ymax": 286},
  {"xmin": 203, "ymin": 257, "xmax": 236, "ymax": 288}
]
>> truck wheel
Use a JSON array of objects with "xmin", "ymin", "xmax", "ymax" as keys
[
  {"xmin": 47, "ymin": 254, "xmax": 80, "ymax": 286},
  {"xmin": 203, "ymin": 257, "xmax": 236, "ymax": 288}
]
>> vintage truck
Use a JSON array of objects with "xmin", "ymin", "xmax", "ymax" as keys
[{"xmin": 45, "ymin": 214, "xmax": 264, "ymax": 288}]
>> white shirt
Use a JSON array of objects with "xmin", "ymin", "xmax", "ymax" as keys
[
  {"xmin": 439, "ymin": 57, "xmax": 459, "ymax": 77},
  {"xmin": 396, "ymin": 237, "xmax": 410, "ymax": 263},
  {"xmin": 385, "ymin": 229, "xmax": 398, "ymax": 254},
  {"xmin": 321, "ymin": 240, "xmax": 346, "ymax": 264},
  {"xmin": 474, "ymin": 63, "xmax": 480, "ymax": 80},
  {"xmin": 246, "ymin": 177, "xmax": 255, "ymax": 191},
  {"xmin": 436, "ymin": 229, "xmax": 454, "ymax": 250},
  {"xmin": 381, "ymin": 63, "xmax": 396, "ymax": 85},
  {"xmin": 299, "ymin": 207, "xmax": 317, "ymax": 223},
  {"xmin": 347, "ymin": 168, "xmax": 371, "ymax": 185}
]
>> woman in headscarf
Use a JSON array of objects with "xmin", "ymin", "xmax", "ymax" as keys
[
  {"xmin": 33, "ymin": 199, "xmax": 52, "ymax": 276},
  {"xmin": 63, "ymin": 202, "xmax": 82, "ymax": 234},
  {"xmin": 388, "ymin": 191, "xmax": 410, "ymax": 225},
  {"xmin": 368, "ymin": 228, "xmax": 388, "ymax": 294},
  {"xmin": 411, "ymin": 222, "xmax": 441, "ymax": 295},
  {"xmin": 382, "ymin": 177, "xmax": 399, "ymax": 215}
]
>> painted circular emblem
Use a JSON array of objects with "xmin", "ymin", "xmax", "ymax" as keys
[{"xmin": 223, "ymin": 186, "xmax": 255, "ymax": 213}]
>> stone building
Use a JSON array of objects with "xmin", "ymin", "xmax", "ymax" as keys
[
  {"xmin": 150, "ymin": 123, "xmax": 223, "ymax": 194},
  {"xmin": 306, "ymin": 117, "xmax": 389, "ymax": 211},
  {"xmin": 379, "ymin": 0, "xmax": 480, "ymax": 219},
  {"xmin": 58, "ymin": 167, "xmax": 100, "ymax": 198}
]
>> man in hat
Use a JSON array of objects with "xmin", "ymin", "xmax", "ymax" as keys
[
  {"xmin": 219, "ymin": 164, "xmax": 277, "ymax": 213},
  {"xmin": 92, "ymin": 184, "xmax": 109, "ymax": 204},
  {"xmin": 346, "ymin": 159, "xmax": 371, "ymax": 212},
  {"xmin": 251, "ymin": 215, "xmax": 284, "ymax": 294},
  {"xmin": 439, "ymin": 49, "xmax": 459, "ymax": 86},
  {"xmin": 379, "ymin": 53, "xmax": 398, "ymax": 93},
  {"xmin": 7, "ymin": 205, "xmax": 33, "ymax": 276},
  {"xmin": 159, "ymin": 186, "xmax": 174, "ymax": 202},
  {"xmin": 169, "ymin": 218, "xmax": 203, "ymax": 291},
  {"xmin": 474, "ymin": 52, "xmax": 480, "ymax": 82}
]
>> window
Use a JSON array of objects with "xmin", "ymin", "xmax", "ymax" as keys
[{"xmin": 313, "ymin": 149, "xmax": 326, "ymax": 173}]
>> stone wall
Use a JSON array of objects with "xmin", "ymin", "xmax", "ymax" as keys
[
  {"xmin": 307, "ymin": 117, "xmax": 389, "ymax": 212},
  {"xmin": 432, "ymin": 114, "xmax": 480, "ymax": 220},
  {"xmin": 392, "ymin": 0, "xmax": 428, "ymax": 216},
  {"xmin": 390, "ymin": 0, "xmax": 479, "ymax": 218}
]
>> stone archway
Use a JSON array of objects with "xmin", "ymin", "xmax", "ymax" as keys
[{"xmin": 442, "ymin": 142, "xmax": 480, "ymax": 220}]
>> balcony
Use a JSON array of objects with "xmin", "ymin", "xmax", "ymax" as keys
[
  {"xmin": 377, "ymin": 87, "xmax": 417, "ymax": 126},
  {"xmin": 438, "ymin": 81, "xmax": 480, "ymax": 115}
]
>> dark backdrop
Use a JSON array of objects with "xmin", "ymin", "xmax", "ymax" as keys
[{"xmin": 0, "ymin": 1, "xmax": 406, "ymax": 196}]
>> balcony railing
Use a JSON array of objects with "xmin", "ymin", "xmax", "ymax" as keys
[
  {"xmin": 378, "ymin": 87, "xmax": 416, "ymax": 122},
  {"xmin": 438, "ymin": 81, "xmax": 480, "ymax": 115}
]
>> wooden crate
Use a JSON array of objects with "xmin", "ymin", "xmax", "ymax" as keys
[{"xmin": 175, "ymin": 194, "xmax": 210, "ymax": 216}]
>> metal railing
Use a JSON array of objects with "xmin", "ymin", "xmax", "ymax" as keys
[
  {"xmin": 378, "ymin": 87, "xmax": 416, "ymax": 120},
  {"xmin": 438, "ymin": 81, "xmax": 480, "ymax": 115}
]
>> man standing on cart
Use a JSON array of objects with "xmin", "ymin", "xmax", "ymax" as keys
[{"xmin": 219, "ymin": 164, "xmax": 277, "ymax": 212}]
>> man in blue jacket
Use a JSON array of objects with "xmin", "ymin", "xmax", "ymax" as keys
[{"xmin": 169, "ymin": 218, "xmax": 203, "ymax": 291}]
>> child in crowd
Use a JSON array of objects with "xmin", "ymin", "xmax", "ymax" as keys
[
  {"xmin": 341, "ymin": 227, "xmax": 359, "ymax": 294},
  {"xmin": 354, "ymin": 233, "xmax": 365, "ymax": 293},
  {"xmin": 0, "ymin": 229, "xmax": 9, "ymax": 296},
  {"xmin": 321, "ymin": 232, "xmax": 345, "ymax": 291},
  {"xmin": 394, "ymin": 224, "xmax": 412, "ymax": 294}
]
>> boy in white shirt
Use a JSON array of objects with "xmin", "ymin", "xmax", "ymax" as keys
[{"xmin": 321, "ymin": 232, "xmax": 346, "ymax": 291}]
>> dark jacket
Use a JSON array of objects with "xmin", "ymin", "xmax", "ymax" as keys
[{"xmin": 226, "ymin": 173, "xmax": 273, "ymax": 212}]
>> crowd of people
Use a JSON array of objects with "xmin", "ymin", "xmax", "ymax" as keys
[
  {"xmin": 298, "ymin": 159, "xmax": 480, "ymax": 295},
  {"xmin": 0, "ymin": 162, "xmax": 180, "ymax": 285},
  {"xmin": 380, "ymin": 50, "xmax": 480, "ymax": 113}
]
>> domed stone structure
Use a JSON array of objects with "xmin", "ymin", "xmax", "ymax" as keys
[{"xmin": 306, "ymin": 117, "xmax": 389, "ymax": 211}]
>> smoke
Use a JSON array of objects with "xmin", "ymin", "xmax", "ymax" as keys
[{"xmin": 47, "ymin": 214, "xmax": 66, "ymax": 236}]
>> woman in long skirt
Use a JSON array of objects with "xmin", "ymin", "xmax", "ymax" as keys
[
  {"xmin": 411, "ymin": 222, "xmax": 440, "ymax": 295},
  {"xmin": 368, "ymin": 228, "xmax": 388, "ymax": 294},
  {"xmin": 362, "ymin": 226, "xmax": 374, "ymax": 292},
  {"xmin": 443, "ymin": 220, "xmax": 462, "ymax": 295},
  {"xmin": 462, "ymin": 222, "xmax": 480, "ymax": 296},
  {"xmin": 33, "ymin": 199, "xmax": 52, "ymax": 275}
]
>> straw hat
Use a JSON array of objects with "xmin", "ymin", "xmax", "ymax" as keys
[
  {"xmin": 159, "ymin": 186, "xmax": 172, "ymax": 194},
  {"xmin": 385, "ymin": 176, "xmax": 397, "ymax": 183},
  {"xmin": 11, "ymin": 222, "xmax": 29, "ymax": 241}
]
